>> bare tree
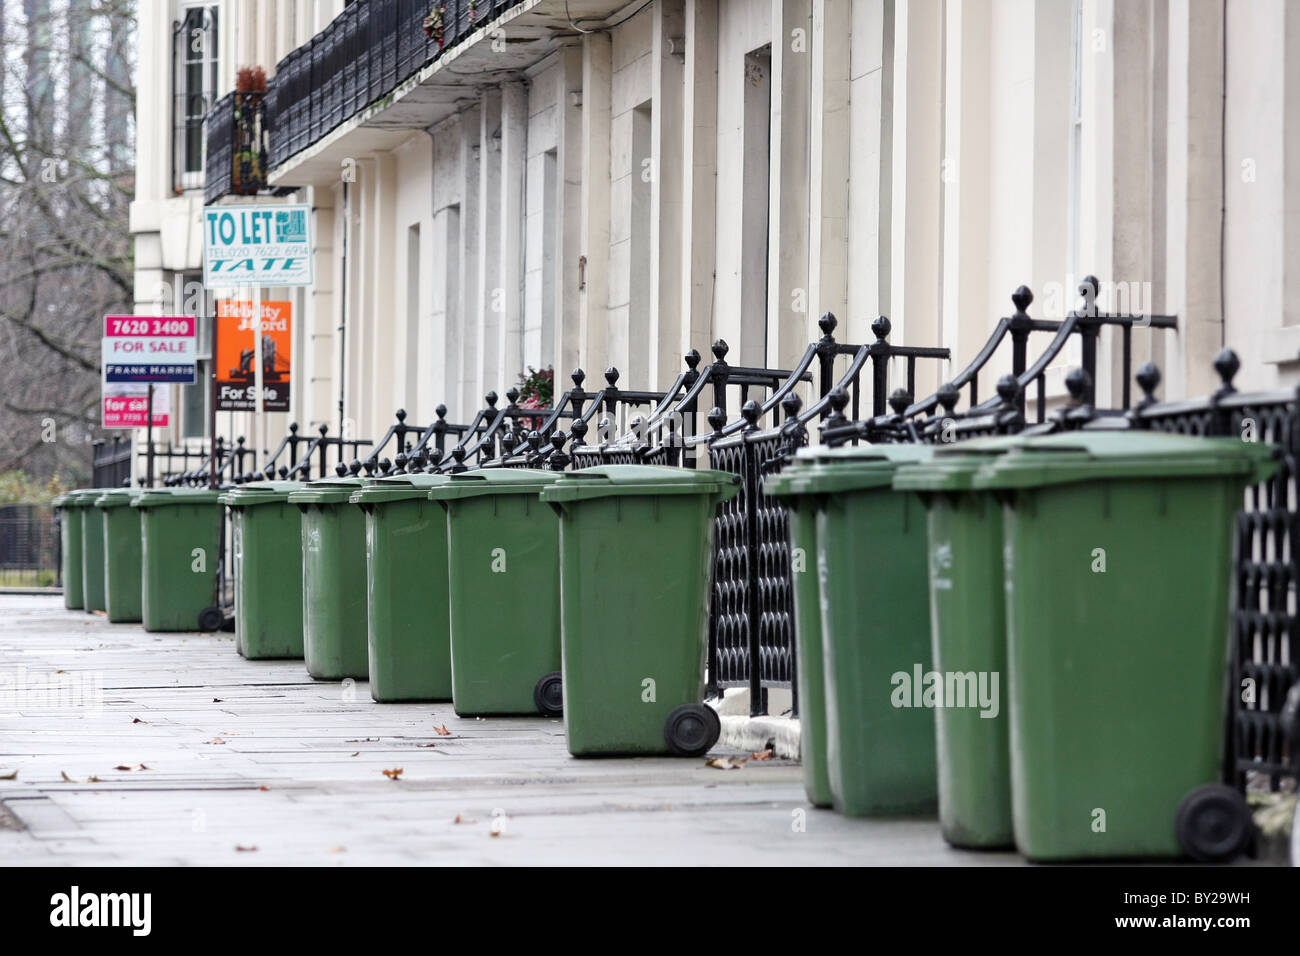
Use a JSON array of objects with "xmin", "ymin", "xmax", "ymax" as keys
[{"xmin": 0, "ymin": 0, "xmax": 136, "ymax": 480}]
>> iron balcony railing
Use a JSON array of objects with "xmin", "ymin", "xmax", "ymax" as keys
[
  {"xmin": 268, "ymin": 0, "xmax": 524, "ymax": 172},
  {"xmin": 204, "ymin": 90, "xmax": 269, "ymax": 204}
]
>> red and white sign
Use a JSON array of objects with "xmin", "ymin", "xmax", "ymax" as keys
[{"xmin": 102, "ymin": 383, "xmax": 171, "ymax": 429}]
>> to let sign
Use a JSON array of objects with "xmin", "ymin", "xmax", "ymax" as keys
[
  {"xmin": 102, "ymin": 315, "xmax": 197, "ymax": 384},
  {"xmin": 203, "ymin": 204, "xmax": 314, "ymax": 287}
]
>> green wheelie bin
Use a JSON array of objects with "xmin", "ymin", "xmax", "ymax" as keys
[
  {"xmin": 971, "ymin": 431, "xmax": 1277, "ymax": 862},
  {"xmin": 53, "ymin": 491, "xmax": 87, "ymax": 609},
  {"xmin": 94, "ymin": 488, "xmax": 145, "ymax": 623},
  {"xmin": 802, "ymin": 444, "xmax": 937, "ymax": 817},
  {"xmin": 132, "ymin": 488, "xmax": 223, "ymax": 631},
  {"xmin": 428, "ymin": 469, "xmax": 564, "ymax": 716},
  {"xmin": 892, "ymin": 436, "xmax": 1027, "ymax": 848},
  {"xmin": 351, "ymin": 474, "xmax": 454, "ymax": 701},
  {"xmin": 540, "ymin": 465, "xmax": 741, "ymax": 757},
  {"xmin": 288, "ymin": 477, "xmax": 370, "ymax": 680},
  {"xmin": 220, "ymin": 481, "xmax": 306, "ymax": 660},
  {"xmin": 78, "ymin": 490, "xmax": 109, "ymax": 613},
  {"xmin": 766, "ymin": 458, "xmax": 834, "ymax": 808}
]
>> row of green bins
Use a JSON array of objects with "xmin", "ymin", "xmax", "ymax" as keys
[
  {"xmin": 220, "ymin": 481, "xmax": 306, "ymax": 659},
  {"xmin": 95, "ymin": 488, "xmax": 145, "ymax": 623},
  {"xmin": 541, "ymin": 466, "xmax": 740, "ymax": 756},
  {"xmin": 352, "ymin": 474, "xmax": 453, "ymax": 701},
  {"xmin": 132, "ymin": 488, "xmax": 223, "ymax": 632},
  {"xmin": 964, "ymin": 432, "xmax": 1274, "ymax": 861},
  {"xmin": 290, "ymin": 477, "xmax": 371, "ymax": 680},
  {"xmin": 52, "ymin": 492, "xmax": 86, "ymax": 610},
  {"xmin": 430, "ymin": 469, "xmax": 564, "ymax": 716},
  {"xmin": 77, "ymin": 490, "xmax": 109, "ymax": 613}
]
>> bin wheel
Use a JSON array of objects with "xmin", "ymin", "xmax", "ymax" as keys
[
  {"xmin": 197, "ymin": 606, "xmax": 224, "ymax": 633},
  {"xmin": 533, "ymin": 672, "xmax": 563, "ymax": 717},
  {"xmin": 1175, "ymin": 784, "xmax": 1253, "ymax": 862},
  {"xmin": 664, "ymin": 704, "xmax": 721, "ymax": 757}
]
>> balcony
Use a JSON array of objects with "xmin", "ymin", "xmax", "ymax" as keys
[
  {"xmin": 204, "ymin": 90, "xmax": 269, "ymax": 205},
  {"xmin": 268, "ymin": 0, "xmax": 526, "ymax": 173}
]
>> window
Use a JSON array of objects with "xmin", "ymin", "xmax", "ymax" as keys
[{"xmin": 173, "ymin": 4, "xmax": 219, "ymax": 193}]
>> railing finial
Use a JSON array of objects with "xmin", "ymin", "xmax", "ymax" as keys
[
  {"xmin": 1213, "ymin": 348, "xmax": 1240, "ymax": 398},
  {"xmin": 871, "ymin": 315, "xmax": 891, "ymax": 342}
]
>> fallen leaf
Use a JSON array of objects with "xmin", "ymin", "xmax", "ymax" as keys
[
  {"xmin": 60, "ymin": 771, "xmax": 79, "ymax": 782},
  {"xmin": 750, "ymin": 749, "xmax": 774, "ymax": 761},
  {"xmin": 350, "ymin": 751, "xmax": 360, "ymax": 757},
  {"xmin": 235, "ymin": 845, "xmax": 257, "ymax": 852},
  {"xmin": 453, "ymin": 814, "xmax": 477, "ymax": 824},
  {"xmin": 0, "ymin": 769, "xmax": 16, "ymax": 780},
  {"xmin": 88, "ymin": 776, "xmax": 102, "ymax": 782},
  {"xmin": 258, "ymin": 786, "xmax": 269, "ymax": 791},
  {"xmin": 203, "ymin": 737, "xmax": 227, "ymax": 745},
  {"xmin": 489, "ymin": 830, "xmax": 502, "ymax": 838},
  {"xmin": 212, "ymin": 698, "xmax": 223, "ymax": 703},
  {"xmin": 433, "ymin": 724, "xmax": 451, "ymax": 736},
  {"xmin": 382, "ymin": 768, "xmax": 404, "ymax": 780},
  {"xmin": 326, "ymin": 846, "xmax": 345, "ymax": 854},
  {"xmin": 114, "ymin": 763, "xmax": 148, "ymax": 772},
  {"xmin": 131, "ymin": 717, "xmax": 146, "ymax": 724},
  {"xmin": 56, "ymin": 669, "xmax": 65, "ymax": 674},
  {"xmin": 705, "ymin": 756, "xmax": 746, "ymax": 770},
  {"xmin": 418, "ymin": 743, "xmax": 437, "ymax": 748}
]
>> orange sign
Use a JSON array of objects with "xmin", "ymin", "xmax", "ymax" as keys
[{"xmin": 215, "ymin": 299, "xmax": 292, "ymax": 411}]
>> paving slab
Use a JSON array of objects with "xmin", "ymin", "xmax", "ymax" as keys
[{"xmin": 0, "ymin": 594, "xmax": 1017, "ymax": 865}]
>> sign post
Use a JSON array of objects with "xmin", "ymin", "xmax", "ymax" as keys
[{"xmin": 203, "ymin": 204, "xmax": 313, "ymax": 480}]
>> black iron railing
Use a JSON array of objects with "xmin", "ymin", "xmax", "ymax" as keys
[
  {"xmin": 268, "ymin": 0, "xmax": 525, "ymax": 171},
  {"xmin": 0, "ymin": 506, "xmax": 59, "ymax": 588},
  {"xmin": 204, "ymin": 90, "xmax": 269, "ymax": 204},
  {"xmin": 92, "ymin": 437, "xmax": 132, "ymax": 489}
]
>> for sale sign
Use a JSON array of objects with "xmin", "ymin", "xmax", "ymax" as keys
[
  {"xmin": 203, "ymin": 204, "xmax": 314, "ymax": 287},
  {"xmin": 102, "ymin": 383, "xmax": 171, "ymax": 429},
  {"xmin": 102, "ymin": 315, "xmax": 197, "ymax": 384},
  {"xmin": 215, "ymin": 299, "xmax": 293, "ymax": 412}
]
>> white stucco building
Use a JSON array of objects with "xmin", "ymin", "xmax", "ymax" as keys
[{"xmin": 130, "ymin": 0, "xmax": 1300, "ymax": 463}]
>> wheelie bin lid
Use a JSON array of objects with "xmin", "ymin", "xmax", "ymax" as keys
[
  {"xmin": 970, "ymin": 431, "xmax": 1280, "ymax": 491},
  {"xmin": 287, "ymin": 476, "xmax": 370, "ymax": 507},
  {"xmin": 132, "ymin": 487, "xmax": 225, "ymax": 508},
  {"xmin": 539, "ymin": 465, "xmax": 741, "ymax": 503},
  {"xmin": 217, "ymin": 480, "xmax": 306, "ymax": 508},
  {"xmin": 54, "ymin": 489, "xmax": 98, "ymax": 508},
  {"xmin": 350, "ymin": 473, "xmax": 453, "ymax": 506},
  {"xmin": 779, "ymin": 443, "xmax": 937, "ymax": 494},
  {"xmin": 428, "ymin": 468, "xmax": 562, "ymax": 502},
  {"xmin": 891, "ymin": 435, "xmax": 1033, "ymax": 492},
  {"xmin": 94, "ymin": 488, "xmax": 145, "ymax": 509}
]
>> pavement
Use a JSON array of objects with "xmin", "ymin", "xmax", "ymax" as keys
[{"xmin": 0, "ymin": 593, "xmax": 1018, "ymax": 865}]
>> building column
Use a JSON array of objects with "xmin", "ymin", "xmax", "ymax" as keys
[
  {"xmin": 556, "ymin": 44, "xmax": 585, "ymax": 380},
  {"xmin": 499, "ymin": 79, "xmax": 529, "ymax": 394},
  {"xmin": 681, "ymin": 0, "xmax": 718, "ymax": 360},
  {"xmin": 580, "ymin": 33, "xmax": 613, "ymax": 374},
  {"xmin": 889, "ymin": 0, "xmax": 943, "ymax": 398},
  {"xmin": 846, "ymin": 0, "xmax": 891, "ymax": 345},
  {"xmin": 767, "ymin": 0, "xmax": 812, "ymax": 368},
  {"xmin": 808, "ymin": 0, "xmax": 851, "ymax": 339},
  {"xmin": 477, "ymin": 89, "xmax": 503, "ymax": 408},
  {"xmin": 650, "ymin": 0, "xmax": 687, "ymax": 389},
  {"xmin": 1164, "ymin": 0, "xmax": 1224, "ymax": 399},
  {"xmin": 457, "ymin": 104, "xmax": 481, "ymax": 419}
]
